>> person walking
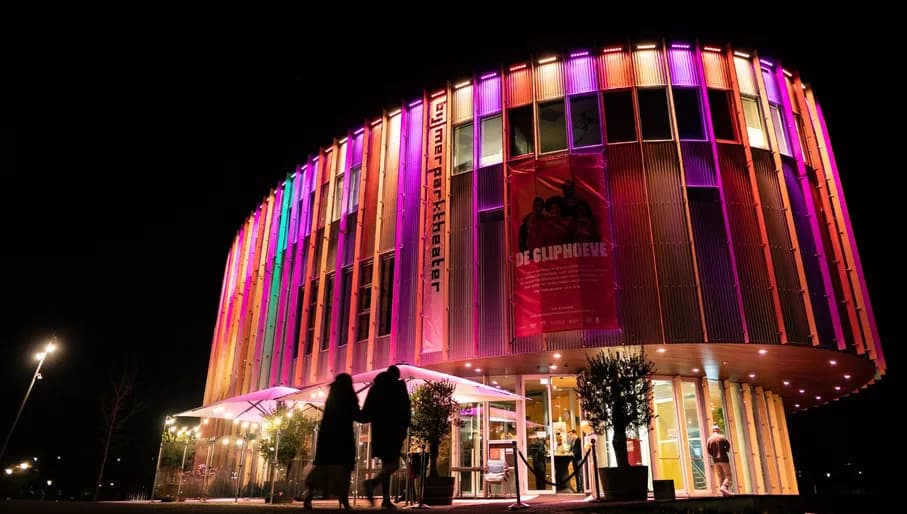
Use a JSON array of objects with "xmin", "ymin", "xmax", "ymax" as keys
[
  {"xmin": 706, "ymin": 425, "xmax": 732, "ymax": 496},
  {"xmin": 303, "ymin": 373, "xmax": 366, "ymax": 510},
  {"xmin": 361, "ymin": 365, "xmax": 411, "ymax": 509}
]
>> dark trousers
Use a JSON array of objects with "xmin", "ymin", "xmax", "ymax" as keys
[{"xmin": 572, "ymin": 458, "xmax": 584, "ymax": 492}]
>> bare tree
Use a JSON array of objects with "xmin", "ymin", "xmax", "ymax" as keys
[{"xmin": 93, "ymin": 365, "xmax": 141, "ymax": 501}]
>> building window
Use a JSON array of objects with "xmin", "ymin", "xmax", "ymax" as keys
[
  {"xmin": 338, "ymin": 266, "xmax": 352, "ymax": 346},
  {"xmin": 305, "ymin": 191, "xmax": 315, "ymax": 236},
  {"xmin": 603, "ymin": 90, "xmax": 636, "ymax": 143},
  {"xmin": 538, "ymin": 100, "xmax": 567, "ymax": 153},
  {"xmin": 453, "ymin": 123, "xmax": 474, "ymax": 174},
  {"xmin": 637, "ymin": 88, "xmax": 672, "ymax": 141},
  {"xmin": 378, "ymin": 254, "xmax": 394, "ymax": 336},
  {"xmin": 317, "ymin": 183, "xmax": 329, "ymax": 228},
  {"xmin": 346, "ymin": 165, "xmax": 361, "ymax": 213},
  {"xmin": 794, "ymin": 114, "xmax": 808, "ymax": 163},
  {"xmin": 708, "ymin": 89, "xmax": 737, "ymax": 141},
  {"xmin": 769, "ymin": 105, "xmax": 791, "ymax": 157},
  {"xmin": 508, "ymin": 105, "xmax": 534, "ymax": 157},
  {"xmin": 741, "ymin": 97, "xmax": 768, "ymax": 149},
  {"xmin": 356, "ymin": 260, "xmax": 373, "ymax": 342},
  {"xmin": 332, "ymin": 174, "xmax": 344, "ymax": 222},
  {"xmin": 673, "ymin": 88, "xmax": 705, "ymax": 140},
  {"xmin": 569, "ymin": 95, "xmax": 602, "ymax": 148},
  {"xmin": 305, "ymin": 279, "xmax": 319, "ymax": 355},
  {"xmin": 480, "ymin": 115, "xmax": 503, "ymax": 167},
  {"xmin": 321, "ymin": 273, "xmax": 334, "ymax": 350},
  {"xmin": 292, "ymin": 284, "xmax": 304, "ymax": 359}
]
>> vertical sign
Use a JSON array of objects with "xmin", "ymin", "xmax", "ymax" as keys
[
  {"xmin": 509, "ymin": 154, "xmax": 618, "ymax": 336},
  {"xmin": 422, "ymin": 92, "xmax": 447, "ymax": 354}
]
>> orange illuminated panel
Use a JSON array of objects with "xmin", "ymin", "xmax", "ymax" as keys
[
  {"xmin": 599, "ymin": 50, "xmax": 632, "ymax": 89},
  {"xmin": 534, "ymin": 60, "xmax": 564, "ymax": 100},
  {"xmin": 702, "ymin": 50, "xmax": 731, "ymax": 89},
  {"xmin": 507, "ymin": 65, "xmax": 532, "ymax": 107}
]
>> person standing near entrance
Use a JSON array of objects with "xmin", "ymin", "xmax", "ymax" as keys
[
  {"xmin": 362, "ymin": 365, "xmax": 411, "ymax": 509},
  {"xmin": 568, "ymin": 429, "xmax": 584, "ymax": 493},
  {"xmin": 706, "ymin": 425, "xmax": 732, "ymax": 496}
]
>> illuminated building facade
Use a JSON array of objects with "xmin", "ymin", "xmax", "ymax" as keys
[{"xmin": 200, "ymin": 41, "xmax": 884, "ymax": 497}]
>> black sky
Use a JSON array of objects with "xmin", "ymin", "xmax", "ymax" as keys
[{"xmin": 5, "ymin": 6, "xmax": 895, "ymax": 497}]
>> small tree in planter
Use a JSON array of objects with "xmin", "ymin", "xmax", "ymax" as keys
[
  {"xmin": 577, "ymin": 347, "xmax": 656, "ymax": 501},
  {"xmin": 409, "ymin": 379, "xmax": 460, "ymax": 505}
]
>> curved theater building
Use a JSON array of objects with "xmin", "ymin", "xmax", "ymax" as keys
[{"xmin": 198, "ymin": 41, "xmax": 884, "ymax": 497}]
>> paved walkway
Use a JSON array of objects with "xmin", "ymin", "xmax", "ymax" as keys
[{"xmin": 0, "ymin": 493, "xmax": 824, "ymax": 514}]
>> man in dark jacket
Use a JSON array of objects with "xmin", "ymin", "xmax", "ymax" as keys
[
  {"xmin": 362, "ymin": 365, "xmax": 411, "ymax": 509},
  {"xmin": 569, "ymin": 429, "xmax": 584, "ymax": 493},
  {"xmin": 706, "ymin": 425, "xmax": 732, "ymax": 495}
]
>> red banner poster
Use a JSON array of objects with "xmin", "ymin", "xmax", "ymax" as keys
[{"xmin": 509, "ymin": 154, "xmax": 618, "ymax": 337}]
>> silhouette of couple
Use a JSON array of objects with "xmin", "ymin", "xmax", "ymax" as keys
[{"xmin": 304, "ymin": 365, "xmax": 411, "ymax": 510}]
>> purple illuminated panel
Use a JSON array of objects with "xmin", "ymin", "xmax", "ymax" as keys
[
  {"xmin": 668, "ymin": 47, "xmax": 699, "ymax": 86},
  {"xmin": 477, "ymin": 74, "xmax": 502, "ymax": 116},
  {"xmin": 566, "ymin": 54, "xmax": 597, "ymax": 94},
  {"xmin": 761, "ymin": 68, "xmax": 781, "ymax": 104},
  {"xmin": 350, "ymin": 131, "xmax": 364, "ymax": 167},
  {"xmin": 392, "ymin": 101, "xmax": 424, "ymax": 362}
]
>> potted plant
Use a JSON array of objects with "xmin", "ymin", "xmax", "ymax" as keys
[
  {"xmin": 409, "ymin": 379, "xmax": 460, "ymax": 505},
  {"xmin": 576, "ymin": 347, "xmax": 656, "ymax": 501}
]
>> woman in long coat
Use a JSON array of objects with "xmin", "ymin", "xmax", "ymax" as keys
[{"xmin": 304, "ymin": 373, "xmax": 365, "ymax": 509}]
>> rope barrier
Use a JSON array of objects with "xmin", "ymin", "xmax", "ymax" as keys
[{"xmin": 516, "ymin": 447, "xmax": 592, "ymax": 489}]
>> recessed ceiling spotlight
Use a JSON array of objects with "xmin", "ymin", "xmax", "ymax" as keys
[
  {"xmin": 748, "ymin": 373, "xmax": 756, "ymax": 378},
  {"xmin": 783, "ymin": 380, "xmax": 790, "ymax": 386},
  {"xmin": 758, "ymin": 349, "xmax": 768, "ymax": 355}
]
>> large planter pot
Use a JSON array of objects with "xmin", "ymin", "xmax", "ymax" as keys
[
  {"xmin": 420, "ymin": 476, "xmax": 455, "ymax": 505},
  {"xmin": 597, "ymin": 466, "xmax": 648, "ymax": 502}
]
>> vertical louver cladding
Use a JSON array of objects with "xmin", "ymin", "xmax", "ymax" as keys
[
  {"xmin": 534, "ymin": 60, "xmax": 564, "ymax": 101},
  {"xmin": 507, "ymin": 65, "xmax": 532, "ymax": 107},
  {"xmin": 360, "ymin": 125, "xmax": 382, "ymax": 259},
  {"xmin": 477, "ymin": 164, "xmax": 504, "ymax": 211},
  {"xmin": 644, "ymin": 142, "xmax": 702, "ymax": 342},
  {"xmin": 565, "ymin": 53, "xmax": 597, "ymax": 95},
  {"xmin": 379, "ymin": 114, "xmax": 401, "ymax": 251},
  {"xmin": 781, "ymin": 161, "xmax": 836, "ymax": 347},
  {"xmin": 806, "ymin": 167, "xmax": 855, "ymax": 350},
  {"xmin": 702, "ymin": 50, "xmax": 732, "ymax": 89},
  {"xmin": 448, "ymin": 173, "xmax": 474, "ymax": 359},
  {"xmin": 751, "ymin": 151, "xmax": 810, "ymax": 344},
  {"xmin": 607, "ymin": 144, "xmax": 663, "ymax": 343},
  {"xmin": 681, "ymin": 142, "xmax": 717, "ymax": 186},
  {"xmin": 477, "ymin": 75, "xmax": 501, "ymax": 116},
  {"xmin": 477, "ymin": 211, "xmax": 506, "ymax": 357},
  {"xmin": 687, "ymin": 187, "xmax": 745, "ymax": 341},
  {"xmin": 718, "ymin": 145, "xmax": 780, "ymax": 343},
  {"xmin": 667, "ymin": 47, "xmax": 699, "ymax": 87},
  {"xmin": 394, "ymin": 102, "xmax": 424, "ymax": 362},
  {"xmin": 599, "ymin": 50, "xmax": 632, "ymax": 89},
  {"xmin": 633, "ymin": 48, "xmax": 667, "ymax": 87}
]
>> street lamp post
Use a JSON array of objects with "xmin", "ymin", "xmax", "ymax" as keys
[{"xmin": 0, "ymin": 340, "xmax": 57, "ymax": 465}]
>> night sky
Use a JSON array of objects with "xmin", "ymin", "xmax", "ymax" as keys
[{"xmin": 6, "ymin": 6, "xmax": 894, "ymax": 498}]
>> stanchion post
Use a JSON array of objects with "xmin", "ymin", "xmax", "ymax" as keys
[
  {"xmin": 590, "ymin": 438, "xmax": 602, "ymax": 501},
  {"xmin": 507, "ymin": 440, "xmax": 530, "ymax": 510},
  {"xmin": 411, "ymin": 444, "xmax": 430, "ymax": 509}
]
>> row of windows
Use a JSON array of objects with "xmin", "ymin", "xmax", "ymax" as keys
[
  {"xmin": 453, "ymin": 87, "xmax": 795, "ymax": 174},
  {"xmin": 294, "ymin": 253, "xmax": 395, "ymax": 355}
]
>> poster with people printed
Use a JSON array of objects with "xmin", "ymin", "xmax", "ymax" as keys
[{"xmin": 509, "ymin": 154, "xmax": 618, "ymax": 337}]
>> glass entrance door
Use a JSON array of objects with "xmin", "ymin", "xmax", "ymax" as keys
[{"xmin": 522, "ymin": 375, "xmax": 584, "ymax": 494}]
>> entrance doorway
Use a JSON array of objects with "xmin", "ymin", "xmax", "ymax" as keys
[{"xmin": 522, "ymin": 375, "xmax": 584, "ymax": 494}]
